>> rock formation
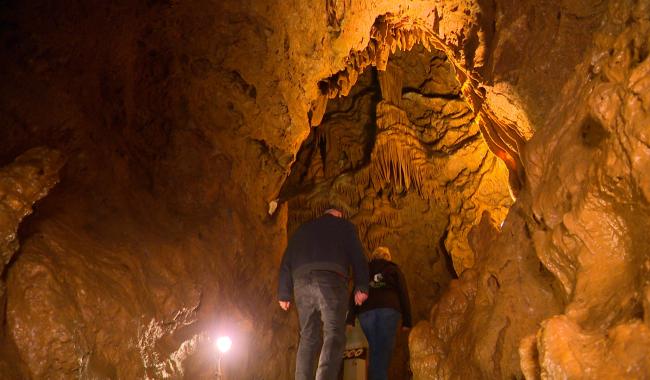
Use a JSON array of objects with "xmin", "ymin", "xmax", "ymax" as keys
[
  {"xmin": 410, "ymin": 1, "xmax": 650, "ymax": 379},
  {"xmin": 282, "ymin": 45, "xmax": 512, "ymax": 377},
  {"xmin": 0, "ymin": 148, "xmax": 63, "ymax": 377},
  {"xmin": 0, "ymin": 0, "xmax": 648, "ymax": 379}
]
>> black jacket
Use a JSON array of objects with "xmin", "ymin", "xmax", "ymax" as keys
[
  {"xmin": 346, "ymin": 259, "xmax": 412, "ymax": 328},
  {"xmin": 277, "ymin": 214, "xmax": 369, "ymax": 301}
]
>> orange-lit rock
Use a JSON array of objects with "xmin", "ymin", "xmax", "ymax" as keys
[
  {"xmin": 532, "ymin": 316, "xmax": 650, "ymax": 378},
  {"xmin": 411, "ymin": 1, "xmax": 650, "ymax": 379},
  {"xmin": 0, "ymin": 147, "xmax": 63, "ymax": 376},
  {"xmin": 0, "ymin": 148, "xmax": 63, "ymax": 278},
  {"xmin": 410, "ymin": 209, "xmax": 562, "ymax": 378},
  {"xmin": 0, "ymin": 0, "xmax": 649, "ymax": 378}
]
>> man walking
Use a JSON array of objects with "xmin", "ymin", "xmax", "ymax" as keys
[{"xmin": 278, "ymin": 208, "xmax": 369, "ymax": 380}]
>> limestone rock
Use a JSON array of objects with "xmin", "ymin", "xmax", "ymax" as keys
[
  {"xmin": 535, "ymin": 316, "xmax": 650, "ymax": 378},
  {"xmin": 0, "ymin": 147, "xmax": 63, "ymax": 376},
  {"xmin": 0, "ymin": 147, "xmax": 63, "ymax": 273},
  {"xmin": 411, "ymin": 1, "xmax": 650, "ymax": 378},
  {"xmin": 410, "ymin": 209, "xmax": 562, "ymax": 379},
  {"xmin": 0, "ymin": 0, "xmax": 649, "ymax": 378}
]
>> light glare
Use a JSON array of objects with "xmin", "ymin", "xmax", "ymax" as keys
[{"xmin": 216, "ymin": 336, "xmax": 232, "ymax": 353}]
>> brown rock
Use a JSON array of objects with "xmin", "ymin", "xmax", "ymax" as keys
[{"xmin": 0, "ymin": 0, "xmax": 649, "ymax": 378}]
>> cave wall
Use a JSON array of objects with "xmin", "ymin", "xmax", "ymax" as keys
[
  {"xmin": 283, "ymin": 42, "xmax": 512, "ymax": 332},
  {"xmin": 0, "ymin": 0, "xmax": 304, "ymax": 377},
  {"xmin": 0, "ymin": 148, "xmax": 63, "ymax": 378},
  {"xmin": 1, "ymin": 0, "xmax": 649, "ymax": 379},
  {"xmin": 522, "ymin": 2, "xmax": 650, "ymax": 376},
  {"xmin": 410, "ymin": 0, "xmax": 650, "ymax": 379},
  {"xmin": 1, "ymin": 0, "xmax": 463, "ymax": 377},
  {"xmin": 283, "ymin": 44, "xmax": 513, "ymax": 378}
]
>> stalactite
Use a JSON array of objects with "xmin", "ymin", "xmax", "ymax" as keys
[
  {"xmin": 309, "ymin": 95, "xmax": 329, "ymax": 127},
  {"xmin": 289, "ymin": 35, "xmax": 512, "ymax": 272},
  {"xmin": 309, "ymin": 12, "xmax": 531, "ymax": 207},
  {"xmin": 313, "ymin": 13, "xmax": 450, "ymax": 106},
  {"xmin": 370, "ymin": 101, "xmax": 437, "ymax": 198},
  {"xmin": 332, "ymin": 175, "xmax": 361, "ymax": 206}
]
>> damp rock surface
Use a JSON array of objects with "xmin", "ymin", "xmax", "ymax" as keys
[
  {"xmin": 0, "ymin": 147, "xmax": 63, "ymax": 377},
  {"xmin": 0, "ymin": 0, "xmax": 649, "ymax": 379},
  {"xmin": 410, "ymin": 0, "xmax": 650, "ymax": 379}
]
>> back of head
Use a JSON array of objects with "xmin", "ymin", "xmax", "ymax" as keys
[
  {"xmin": 371, "ymin": 246, "xmax": 391, "ymax": 261},
  {"xmin": 324, "ymin": 207, "xmax": 343, "ymax": 218}
]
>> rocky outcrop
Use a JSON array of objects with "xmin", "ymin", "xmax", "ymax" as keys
[
  {"xmin": 410, "ymin": 209, "xmax": 562, "ymax": 379},
  {"xmin": 520, "ymin": 2, "xmax": 650, "ymax": 378},
  {"xmin": 410, "ymin": 1, "xmax": 650, "ymax": 379},
  {"xmin": 0, "ymin": 147, "xmax": 63, "ymax": 309},
  {"xmin": 0, "ymin": 147, "xmax": 63, "ymax": 377}
]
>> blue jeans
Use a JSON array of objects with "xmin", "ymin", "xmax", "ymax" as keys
[
  {"xmin": 358, "ymin": 308, "xmax": 401, "ymax": 380},
  {"xmin": 294, "ymin": 271, "xmax": 348, "ymax": 380}
]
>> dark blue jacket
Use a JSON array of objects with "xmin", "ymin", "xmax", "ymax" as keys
[{"xmin": 278, "ymin": 214, "xmax": 369, "ymax": 301}]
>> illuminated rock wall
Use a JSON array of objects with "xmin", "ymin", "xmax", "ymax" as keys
[
  {"xmin": 0, "ymin": 1, "xmax": 301, "ymax": 377},
  {"xmin": 282, "ymin": 45, "xmax": 512, "ymax": 377},
  {"xmin": 520, "ymin": 2, "xmax": 650, "ymax": 377},
  {"xmin": 0, "ymin": 148, "xmax": 63, "ymax": 377},
  {"xmin": 410, "ymin": 1, "xmax": 650, "ymax": 379},
  {"xmin": 0, "ymin": 0, "xmax": 648, "ymax": 378}
]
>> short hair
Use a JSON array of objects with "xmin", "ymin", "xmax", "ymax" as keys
[
  {"xmin": 324, "ymin": 207, "xmax": 343, "ymax": 217},
  {"xmin": 371, "ymin": 246, "xmax": 391, "ymax": 261}
]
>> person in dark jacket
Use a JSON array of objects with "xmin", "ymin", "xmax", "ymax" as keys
[
  {"xmin": 346, "ymin": 246, "xmax": 412, "ymax": 380},
  {"xmin": 278, "ymin": 208, "xmax": 369, "ymax": 380}
]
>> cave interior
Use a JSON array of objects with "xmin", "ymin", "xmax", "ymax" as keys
[{"xmin": 1, "ymin": 0, "xmax": 650, "ymax": 379}]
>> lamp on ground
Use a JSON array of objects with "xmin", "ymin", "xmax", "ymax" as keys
[
  {"xmin": 216, "ymin": 336, "xmax": 232, "ymax": 353},
  {"xmin": 215, "ymin": 336, "xmax": 232, "ymax": 379}
]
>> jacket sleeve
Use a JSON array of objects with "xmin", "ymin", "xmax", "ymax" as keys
[
  {"xmin": 346, "ymin": 223, "xmax": 369, "ymax": 293},
  {"xmin": 277, "ymin": 246, "xmax": 293, "ymax": 301},
  {"xmin": 396, "ymin": 266, "xmax": 412, "ymax": 328}
]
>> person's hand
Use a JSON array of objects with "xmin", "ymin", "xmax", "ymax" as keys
[
  {"xmin": 354, "ymin": 290, "xmax": 368, "ymax": 305},
  {"xmin": 279, "ymin": 301, "xmax": 291, "ymax": 311},
  {"xmin": 401, "ymin": 326, "xmax": 410, "ymax": 332}
]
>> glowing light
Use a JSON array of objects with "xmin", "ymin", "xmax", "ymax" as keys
[{"xmin": 216, "ymin": 336, "xmax": 232, "ymax": 353}]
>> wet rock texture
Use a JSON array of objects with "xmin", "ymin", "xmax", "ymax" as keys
[
  {"xmin": 0, "ymin": 148, "xmax": 63, "ymax": 286},
  {"xmin": 410, "ymin": 0, "xmax": 650, "ymax": 379},
  {"xmin": 0, "ymin": 0, "xmax": 649, "ymax": 379},
  {"xmin": 0, "ymin": 148, "xmax": 63, "ymax": 377},
  {"xmin": 282, "ymin": 45, "xmax": 511, "ymax": 377}
]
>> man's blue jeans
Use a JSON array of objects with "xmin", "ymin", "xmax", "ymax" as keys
[
  {"xmin": 358, "ymin": 308, "xmax": 401, "ymax": 380},
  {"xmin": 294, "ymin": 270, "xmax": 348, "ymax": 380}
]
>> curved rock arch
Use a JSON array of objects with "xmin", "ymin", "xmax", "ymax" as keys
[{"xmin": 310, "ymin": 9, "xmax": 532, "ymax": 199}]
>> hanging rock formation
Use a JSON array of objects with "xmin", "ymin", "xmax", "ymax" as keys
[
  {"xmin": 283, "ymin": 45, "xmax": 512, "ymax": 334},
  {"xmin": 282, "ymin": 45, "xmax": 514, "ymax": 376}
]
